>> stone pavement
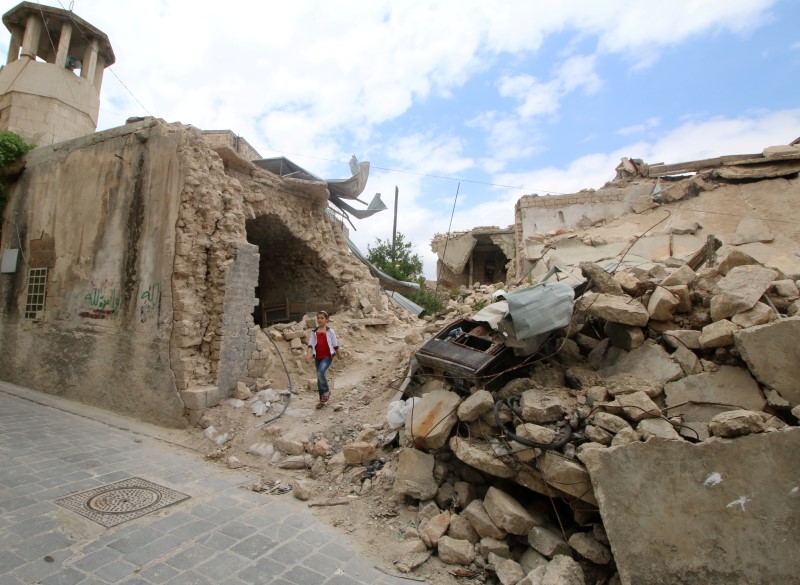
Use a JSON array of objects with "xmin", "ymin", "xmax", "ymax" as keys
[{"xmin": 0, "ymin": 381, "xmax": 412, "ymax": 585}]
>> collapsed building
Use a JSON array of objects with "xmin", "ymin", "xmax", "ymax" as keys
[
  {"xmin": 0, "ymin": 2, "xmax": 392, "ymax": 427},
  {"xmin": 395, "ymin": 141, "xmax": 800, "ymax": 584}
]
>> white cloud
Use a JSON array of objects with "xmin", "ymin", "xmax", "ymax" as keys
[{"xmin": 617, "ymin": 117, "xmax": 662, "ymax": 136}]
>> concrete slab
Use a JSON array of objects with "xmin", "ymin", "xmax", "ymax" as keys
[{"xmin": 581, "ymin": 430, "xmax": 800, "ymax": 585}]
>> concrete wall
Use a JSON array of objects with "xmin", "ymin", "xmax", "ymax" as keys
[
  {"xmin": 0, "ymin": 118, "xmax": 385, "ymax": 426},
  {"xmin": 0, "ymin": 59, "xmax": 100, "ymax": 145},
  {"xmin": 0, "ymin": 118, "xmax": 185, "ymax": 426}
]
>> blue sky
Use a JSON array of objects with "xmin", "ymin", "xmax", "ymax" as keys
[{"xmin": 2, "ymin": 0, "xmax": 799, "ymax": 278}]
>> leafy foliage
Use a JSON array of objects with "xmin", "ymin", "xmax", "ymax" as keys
[
  {"xmin": 0, "ymin": 131, "xmax": 35, "ymax": 222},
  {"xmin": 366, "ymin": 232, "xmax": 424, "ymax": 282},
  {"xmin": 0, "ymin": 131, "xmax": 34, "ymax": 168},
  {"xmin": 410, "ymin": 278, "xmax": 446, "ymax": 315}
]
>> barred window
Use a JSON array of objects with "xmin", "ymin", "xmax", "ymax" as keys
[{"xmin": 24, "ymin": 267, "xmax": 48, "ymax": 320}]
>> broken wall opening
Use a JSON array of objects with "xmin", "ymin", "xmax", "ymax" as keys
[{"xmin": 246, "ymin": 214, "xmax": 336, "ymax": 325}]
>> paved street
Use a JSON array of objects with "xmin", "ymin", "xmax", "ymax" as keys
[{"xmin": 0, "ymin": 381, "xmax": 410, "ymax": 585}]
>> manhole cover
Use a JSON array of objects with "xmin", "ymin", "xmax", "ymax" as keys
[{"xmin": 56, "ymin": 477, "xmax": 189, "ymax": 528}]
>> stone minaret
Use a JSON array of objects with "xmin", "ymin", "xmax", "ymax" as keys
[{"xmin": 0, "ymin": 2, "xmax": 115, "ymax": 146}]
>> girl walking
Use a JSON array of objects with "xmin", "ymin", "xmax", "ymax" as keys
[{"xmin": 305, "ymin": 311, "xmax": 339, "ymax": 409}]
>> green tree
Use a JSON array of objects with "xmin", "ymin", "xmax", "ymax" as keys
[
  {"xmin": 366, "ymin": 232, "xmax": 445, "ymax": 315},
  {"xmin": 0, "ymin": 131, "xmax": 35, "ymax": 222},
  {"xmin": 366, "ymin": 232, "xmax": 423, "ymax": 281}
]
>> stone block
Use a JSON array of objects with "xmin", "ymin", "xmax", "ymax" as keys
[
  {"xmin": 603, "ymin": 322, "xmax": 644, "ymax": 351},
  {"xmin": 710, "ymin": 265, "xmax": 778, "ymax": 321},
  {"xmin": 600, "ymin": 342, "xmax": 683, "ymax": 385},
  {"xmin": 660, "ymin": 265, "xmax": 697, "ymax": 287},
  {"xmin": 180, "ymin": 387, "xmax": 208, "ymax": 410},
  {"xmin": 647, "ymin": 287, "xmax": 679, "ymax": 321},
  {"xmin": 637, "ymin": 418, "xmax": 682, "ymax": 441},
  {"xmin": 457, "ymin": 389, "xmax": 494, "ymax": 422},
  {"xmin": 581, "ymin": 430, "xmax": 800, "ymax": 585},
  {"xmin": 489, "ymin": 554, "xmax": 525, "ymax": 585},
  {"xmin": 527, "ymin": 525, "xmax": 571, "ymax": 558},
  {"xmin": 462, "ymin": 499, "xmax": 507, "ymax": 540},
  {"xmin": 342, "ymin": 441, "xmax": 377, "ymax": 465},
  {"xmin": 437, "ymin": 536, "xmax": 475, "ymax": 566},
  {"xmin": 664, "ymin": 366, "xmax": 765, "ymax": 423},
  {"xmin": 730, "ymin": 302, "xmax": 773, "ymax": 328},
  {"xmin": 405, "ymin": 390, "xmax": 461, "ymax": 449},
  {"xmin": 484, "ymin": 486, "xmax": 536, "ymax": 536},
  {"xmin": 708, "ymin": 409, "xmax": 765, "ymax": 438},
  {"xmin": 521, "ymin": 391, "xmax": 565, "ymax": 423},
  {"xmin": 734, "ymin": 316, "xmax": 800, "ymax": 406},
  {"xmin": 699, "ymin": 319, "xmax": 739, "ymax": 348},
  {"xmin": 576, "ymin": 293, "xmax": 649, "ymax": 326},
  {"xmin": 479, "ymin": 537, "xmax": 510, "ymax": 558},
  {"xmin": 448, "ymin": 514, "xmax": 480, "ymax": 544},
  {"xmin": 538, "ymin": 451, "xmax": 596, "ymax": 505},
  {"xmin": 568, "ymin": 532, "xmax": 612, "ymax": 564},
  {"xmin": 394, "ymin": 448, "xmax": 438, "ymax": 501}
]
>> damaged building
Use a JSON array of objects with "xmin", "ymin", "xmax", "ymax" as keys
[
  {"xmin": 432, "ymin": 226, "xmax": 516, "ymax": 288},
  {"xmin": 0, "ymin": 2, "xmax": 386, "ymax": 427}
]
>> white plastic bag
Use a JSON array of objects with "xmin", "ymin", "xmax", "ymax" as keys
[
  {"xmin": 227, "ymin": 399, "xmax": 245, "ymax": 408},
  {"xmin": 203, "ymin": 425, "xmax": 217, "ymax": 439},
  {"xmin": 386, "ymin": 397, "xmax": 423, "ymax": 429}
]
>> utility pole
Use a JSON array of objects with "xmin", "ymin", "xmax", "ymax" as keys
[{"xmin": 391, "ymin": 185, "xmax": 398, "ymax": 264}]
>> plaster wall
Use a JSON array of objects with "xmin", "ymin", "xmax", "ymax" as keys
[
  {"xmin": 0, "ymin": 118, "xmax": 184, "ymax": 426},
  {"xmin": 0, "ymin": 59, "xmax": 99, "ymax": 144}
]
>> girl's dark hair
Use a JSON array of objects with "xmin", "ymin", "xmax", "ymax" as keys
[{"xmin": 317, "ymin": 311, "xmax": 329, "ymax": 318}]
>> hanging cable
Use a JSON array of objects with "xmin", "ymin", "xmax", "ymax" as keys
[{"xmin": 434, "ymin": 182, "xmax": 460, "ymax": 299}]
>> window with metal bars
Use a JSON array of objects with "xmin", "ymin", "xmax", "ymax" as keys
[{"xmin": 24, "ymin": 267, "xmax": 48, "ymax": 320}]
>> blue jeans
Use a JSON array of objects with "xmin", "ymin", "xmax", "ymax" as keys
[{"xmin": 315, "ymin": 358, "xmax": 332, "ymax": 399}]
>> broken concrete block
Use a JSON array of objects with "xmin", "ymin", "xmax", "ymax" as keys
[
  {"xmin": 527, "ymin": 525, "xmax": 571, "ymax": 558},
  {"xmin": 585, "ymin": 425, "xmax": 613, "ymax": 445},
  {"xmin": 734, "ymin": 316, "xmax": 800, "ymax": 406},
  {"xmin": 637, "ymin": 418, "xmax": 682, "ymax": 441},
  {"xmin": 582, "ymin": 430, "xmax": 800, "ymax": 585},
  {"xmin": 420, "ymin": 512, "xmax": 450, "ymax": 547},
  {"xmin": 453, "ymin": 481, "xmax": 476, "ymax": 508},
  {"xmin": 437, "ymin": 536, "xmax": 475, "ymax": 565},
  {"xmin": 233, "ymin": 382, "xmax": 251, "ymax": 400},
  {"xmin": 580, "ymin": 262, "xmax": 624, "ymax": 296},
  {"xmin": 604, "ymin": 373, "xmax": 663, "ymax": 399},
  {"xmin": 521, "ymin": 391, "xmax": 565, "ymax": 423},
  {"xmin": 462, "ymin": 499, "xmax": 507, "ymax": 540},
  {"xmin": 699, "ymin": 319, "xmax": 739, "ymax": 348},
  {"xmin": 568, "ymin": 532, "xmax": 612, "ymax": 565},
  {"xmin": 731, "ymin": 301, "xmax": 774, "ymax": 328},
  {"xmin": 576, "ymin": 292, "xmax": 649, "ymax": 326},
  {"xmin": 450, "ymin": 436, "xmax": 516, "ymax": 479},
  {"xmin": 538, "ymin": 451, "xmax": 596, "ymax": 505},
  {"xmin": 606, "ymin": 391, "xmax": 661, "ymax": 422},
  {"xmin": 661, "ymin": 328, "xmax": 702, "ymax": 350},
  {"xmin": 664, "ymin": 366, "xmax": 766, "ymax": 423},
  {"xmin": 342, "ymin": 441, "xmax": 377, "ymax": 465},
  {"xmin": 660, "ymin": 265, "xmax": 697, "ymax": 287},
  {"xmin": 489, "ymin": 553, "xmax": 525, "ymax": 585},
  {"xmin": 610, "ymin": 426, "xmax": 640, "ymax": 447},
  {"xmin": 672, "ymin": 344, "xmax": 702, "ymax": 376},
  {"xmin": 770, "ymin": 279, "xmax": 799, "ymax": 298},
  {"xmin": 592, "ymin": 412, "xmax": 632, "ymax": 434},
  {"xmin": 664, "ymin": 284, "xmax": 691, "ymax": 313},
  {"xmin": 405, "ymin": 390, "xmax": 461, "ymax": 449},
  {"xmin": 613, "ymin": 271, "xmax": 641, "ymax": 295},
  {"xmin": 457, "ymin": 389, "xmax": 494, "ymax": 422},
  {"xmin": 180, "ymin": 387, "xmax": 208, "ymax": 410},
  {"xmin": 710, "ymin": 265, "xmax": 778, "ymax": 321},
  {"xmin": 479, "ymin": 536, "xmax": 511, "ymax": 558},
  {"xmin": 448, "ymin": 514, "xmax": 480, "ymax": 544},
  {"xmin": 541, "ymin": 555, "xmax": 586, "ymax": 585},
  {"xmin": 274, "ymin": 437, "xmax": 306, "ymax": 456},
  {"xmin": 717, "ymin": 248, "xmax": 759, "ymax": 276},
  {"xmin": 730, "ymin": 218, "xmax": 773, "ymax": 245},
  {"xmin": 708, "ymin": 409, "xmax": 765, "ymax": 438},
  {"xmin": 394, "ymin": 448, "xmax": 438, "ymax": 501},
  {"xmin": 484, "ymin": 486, "xmax": 536, "ymax": 536},
  {"xmin": 603, "ymin": 322, "xmax": 644, "ymax": 351},
  {"xmin": 647, "ymin": 287, "xmax": 679, "ymax": 321},
  {"xmin": 519, "ymin": 547, "xmax": 549, "ymax": 575},
  {"xmin": 600, "ymin": 342, "xmax": 683, "ymax": 385}
]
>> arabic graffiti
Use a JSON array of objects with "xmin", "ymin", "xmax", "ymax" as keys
[{"xmin": 139, "ymin": 283, "xmax": 161, "ymax": 323}]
